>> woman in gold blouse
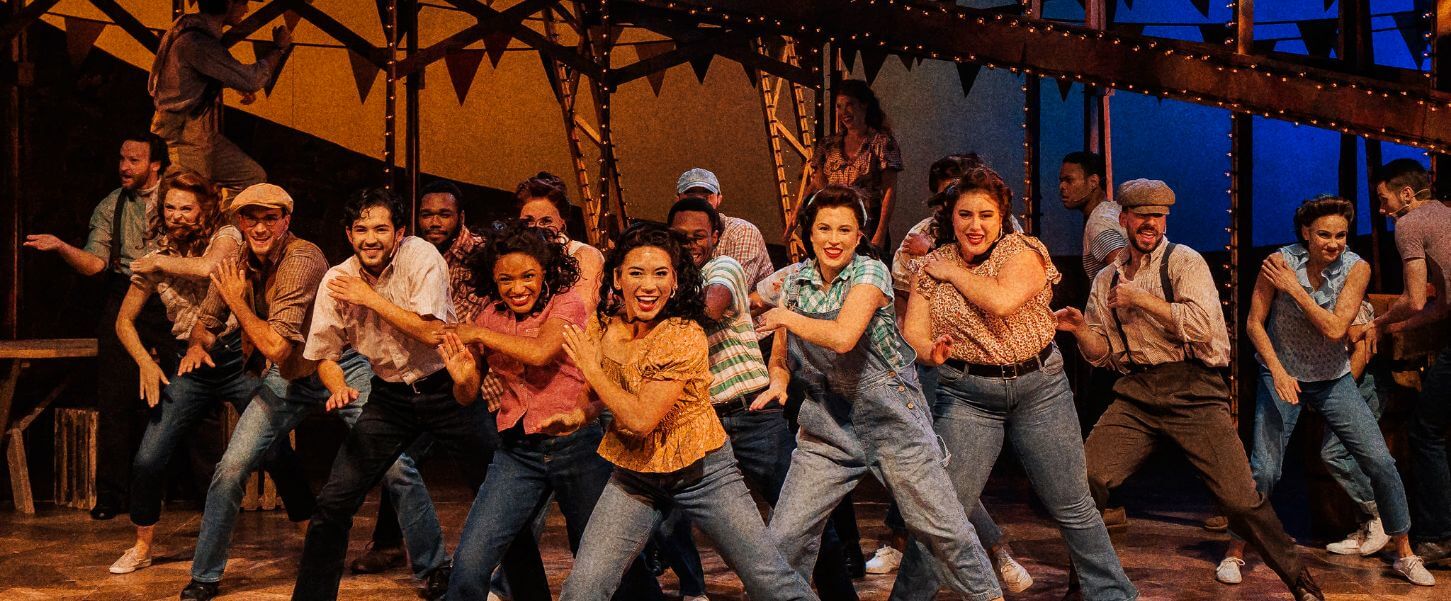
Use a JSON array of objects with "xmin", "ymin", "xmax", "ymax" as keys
[
  {"xmin": 894, "ymin": 166, "xmax": 1136, "ymax": 599},
  {"xmin": 559, "ymin": 223, "xmax": 816, "ymax": 601}
]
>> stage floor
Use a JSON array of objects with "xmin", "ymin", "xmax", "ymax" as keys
[{"xmin": 0, "ymin": 491, "xmax": 1443, "ymax": 600}]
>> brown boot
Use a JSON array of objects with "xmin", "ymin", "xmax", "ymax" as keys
[
  {"xmin": 1292, "ymin": 569, "xmax": 1324, "ymax": 601},
  {"xmin": 349, "ymin": 543, "xmax": 406, "ymax": 574}
]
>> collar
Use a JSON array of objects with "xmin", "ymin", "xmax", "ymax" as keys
[
  {"xmin": 1283, "ymin": 243, "xmax": 1348, "ymax": 284},
  {"xmin": 446, "ymin": 224, "xmax": 481, "ymax": 262},
  {"xmin": 247, "ymin": 231, "xmax": 295, "ymax": 273},
  {"xmin": 796, "ymin": 254, "xmax": 861, "ymax": 286},
  {"xmin": 1117, "ymin": 235, "xmax": 1172, "ymax": 271}
]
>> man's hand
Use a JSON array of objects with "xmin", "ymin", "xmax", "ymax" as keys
[
  {"xmin": 1260, "ymin": 254, "xmax": 1302, "ymax": 295},
  {"xmin": 272, "ymin": 24, "xmax": 293, "ymax": 51},
  {"xmin": 210, "ymin": 260, "xmax": 250, "ymax": 310},
  {"xmin": 538, "ymin": 408, "xmax": 587, "ymax": 436},
  {"xmin": 139, "ymin": 361, "xmax": 170, "ymax": 408},
  {"xmin": 904, "ymin": 232, "xmax": 933, "ymax": 257},
  {"xmin": 327, "ymin": 275, "xmax": 382, "ymax": 310},
  {"xmin": 177, "ymin": 344, "xmax": 214, "ymax": 376},
  {"xmin": 1107, "ymin": 281, "xmax": 1149, "ymax": 311},
  {"xmin": 1054, "ymin": 307, "xmax": 1087, "ymax": 333},
  {"xmin": 22, "ymin": 234, "xmax": 65, "ymax": 252},
  {"xmin": 750, "ymin": 383, "xmax": 788, "ymax": 411},
  {"xmin": 326, "ymin": 386, "xmax": 360, "ymax": 412},
  {"xmin": 131, "ymin": 254, "xmax": 162, "ymax": 275}
]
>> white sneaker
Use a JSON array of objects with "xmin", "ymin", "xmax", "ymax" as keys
[
  {"xmin": 1215, "ymin": 557, "xmax": 1245, "ymax": 585},
  {"xmin": 108, "ymin": 546, "xmax": 152, "ymax": 574},
  {"xmin": 1327, "ymin": 522, "xmax": 1368, "ymax": 555},
  {"xmin": 864, "ymin": 545, "xmax": 903, "ymax": 575},
  {"xmin": 1359, "ymin": 517, "xmax": 1391, "ymax": 556},
  {"xmin": 1393, "ymin": 556, "xmax": 1436, "ymax": 586},
  {"xmin": 993, "ymin": 547, "xmax": 1033, "ymax": 593},
  {"xmin": 683, "ymin": 596, "xmax": 711, "ymax": 601}
]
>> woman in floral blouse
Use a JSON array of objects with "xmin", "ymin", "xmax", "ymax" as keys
[{"xmin": 792, "ymin": 79, "xmax": 903, "ymax": 253}]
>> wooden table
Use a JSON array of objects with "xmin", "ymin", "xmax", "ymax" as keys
[{"xmin": 0, "ymin": 339, "xmax": 97, "ymax": 514}]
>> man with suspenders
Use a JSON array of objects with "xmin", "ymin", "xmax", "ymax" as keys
[{"xmin": 1055, "ymin": 179, "xmax": 1323, "ymax": 600}]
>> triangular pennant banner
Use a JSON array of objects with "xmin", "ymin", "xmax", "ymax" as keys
[
  {"xmin": 688, "ymin": 53, "xmax": 713, "ymax": 83},
  {"xmin": 860, "ymin": 48, "xmax": 888, "ymax": 85},
  {"xmin": 251, "ymin": 40, "xmax": 277, "ymax": 65},
  {"xmin": 483, "ymin": 31, "xmax": 512, "ymax": 68},
  {"xmin": 1199, "ymin": 23, "xmax": 1233, "ymax": 46},
  {"xmin": 632, "ymin": 41, "xmax": 675, "ymax": 96},
  {"xmin": 1056, "ymin": 78, "xmax": 1073, "ymax": 101},
  {"xmin": 956, "ymin": 62, "xmax": 981, "ymax": 97},
  {"xmin": 1113, "ymin": 23, "xmax": 1146, "ymax": 37},
  {"xmin": 840, "ymin": 46, "xmax": 856, "ymax": 73},
  {"xmin": 741, "ymin": 62, "xmax": 759, "ymax": 88},
  {"xmin": 1296, "ymin": 19, "xmax": 1338, "ymax": 58},
  {"xmin": 898, "ymin": 54, "xmax": 914, "ymax": 71},
  {"xmin": 1324, "ymin": 0, "xmax": 1334, "ymax": 10},
  {"xmin": 375, "ymin": 0, "xmax": 416, "ymax": 37},
  {"xmin": 284, "ymin": 10, "xmax": 301, "ymax": 32},
  {"xmin": 539, "ymin": 53, "xmax": 562, "ymax": 103},
  {"xmin": 348, "ymin": 50, "xmax": 380, "ymax": 103},
  {"xmin": 443, "ymin": 48, "xmax": 485, "ymax": 104},
  {"xmin": 64, "ymin": 17, "xmax": 107, "ymax": 67},
  {"xmin": 1393, "ymin": 11, "xmax": 1428, "ymax": 64},
  {"xmin": 1190, "ymin": 0, "xmax": 1211, "ymax": 18},
  {"xmin": 1125, "ymin": 0, "xmax": 1134, "ymax": 8},
  {"xmin": 1253, "ymin": 39, "xmax": 1278, "ymax": 54}
]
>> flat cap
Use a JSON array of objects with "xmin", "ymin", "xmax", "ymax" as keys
[
  {"xmin": 1116, "ymin": 178, "xmax": 1174, "ymax": 215},
  {"xmin": 228, "ymin": 183, "xmax": 294, "ymax": 214}
]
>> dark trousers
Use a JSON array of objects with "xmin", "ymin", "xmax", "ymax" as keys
[
  {"xmin": 291, "ymin": 373, "xmax": 547, "ymax": 601},
  {"xmin": 1411, "ymin": 341, "xmax": 1451, "ymax": 543},
  {"xmin": 1083, "ymin": 361, "xmax": 1305, "ymax": 590},
  {"xmin": 96, "ymin": 275, "xmax": 174, "ymax": 507},
  {"xmin": 368, "ymin": 435, "xmax": 437, "ymax": 550}
]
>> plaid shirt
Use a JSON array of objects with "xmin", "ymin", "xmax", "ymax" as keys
[
  {"xmin": 445, "ymin": 225, "xmax": 487, "ymax": 323},
  {"xmin": 756, "ymin": 254, "xmax": 910, "ymax": 372},
  {"xmin": 714, "ymin": 215, "xmax": 774, "ymax": 291}
]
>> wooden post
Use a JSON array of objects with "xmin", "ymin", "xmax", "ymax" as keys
[
  {"xmin": 1083, "ymin": 0, "xmax": 1112, "ymax": 192},
  {"xmin": 404, "ymin": 0, "xmax": 420, "ymax": 218},
  {"xmin": 1227, "ymin": 0, "xmax": 1255, "ymax": 422},
  {"xmin": 383, "ymin": 0, "xmax": 398, "ymax": 188},
  {"xmin": 1433, "ymin": 0, "xmax": 1450, "ymax": 197},
  {"xmin": 2, "ymin": 0, "xmax": 27, "ymax": 339}
]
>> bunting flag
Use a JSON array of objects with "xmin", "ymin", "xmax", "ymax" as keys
[
  {"xmin": 1296, "ymin": 19, "xmax": 1338, "ymax": 58},
  {"xmin": 483, "ymin": 30, "xmax": 512, "ymax": 67},
  {"xmin": 283, "ymin": 10, "xmax": 301, "ymax": 32},
  {"xmin": 1057, "ymin": 77, "xmax": 1073, "ymax": 101},
  {"xmin": 348, "ymin": 49, "xmax": 380, "ymax": 103},
  {"xmin": 860, "ymin": 47, "xmax": 887, "ymax": 85},
  {"xmin": 1324, "ymin": 0, "xmax": 1334, "ymax": 10},
  {"xmin": 1253, "ymin": 39, "xmax": 1278, "ymax": 54},
  {"xmin": 741, "ymin": 62, "xmax": 759, "ymax": 88},
  {"xmin": 689, "ymin": 53, "xmax": 713, "ymax": 83},
  {"xmin": 375, "ymin": 0, "xmax": 416, "ymax": 37},
  {"xmin": 539, "ymin": 53, "xmax": 562, "ymax": 103},
  {"xmin": 1198, "ymin": 23, "xmax": 1233, "ymax": 46},
  {"xmin": 1113, "ymin": 23, "xmax": 1146, "ymax": 38},
  {"xmin": 632, "ymin": 41, "xmax": 675, "ymax": 96},
  {"xmin": 64, "ymin": 17, "xmax": 107, "ymax": 67},
  {"xmin": 443, "ymin": 48, "xmax": 485, "ymax": 104},
  {"xmin": 956, "ymin": 62, "xmax": 981, "ymax": 98},
  {"xmin": 1189, "ymin": 0, "xmax": 1211, "ymax": 18},
  {"xmin": 250, "ymin": 40, "xmax": 278, "ymax": 95},
  {"xmin": 840, "ymin": 46, "xmax": 856, "ymax": 73},
  {"xmin": 898, "ymin": 53, "xmax": 914, "ymax": 71},
  {"xmin": 1392, "ymin": 11, "xmax": 1428, "ymax": 63}
]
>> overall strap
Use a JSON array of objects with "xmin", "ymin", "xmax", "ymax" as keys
[{"xmin": 108, "ymin": 189, "xmax": 135, "ymax": 272}]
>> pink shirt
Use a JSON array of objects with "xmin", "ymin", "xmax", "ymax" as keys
[{"xmin": 473, "ymin": 290, "xmax": 591, "ymax": 434}]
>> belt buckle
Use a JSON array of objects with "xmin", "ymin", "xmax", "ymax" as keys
[{"xmin": 1002, "ymin": 363, "xmax": 1020, "ymax": 380}]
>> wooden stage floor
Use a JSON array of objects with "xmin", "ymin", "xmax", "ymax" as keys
[{"xmin": 0, "ymin": 488, "xmax": 1444, "ymax": 600}]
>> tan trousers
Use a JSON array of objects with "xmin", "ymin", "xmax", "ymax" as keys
[{"xmin": 151, "ymin": 106, "xmax": 266, "ymax": 197}]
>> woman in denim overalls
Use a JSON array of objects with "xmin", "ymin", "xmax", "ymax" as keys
[
  {"xmin": 895, "ymin": 167, "xmax": 1136, "ymax": 600},
  {"xmin": 756, "ymin": 186, "xmax": 1003, "ymax": 601}
]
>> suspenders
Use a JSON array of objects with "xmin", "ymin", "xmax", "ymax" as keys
[{"xmin": 1108, "ymin": 243, "xmax": 1192, "ymax": 368}]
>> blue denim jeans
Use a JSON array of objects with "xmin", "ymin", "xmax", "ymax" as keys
[
  {"xmin": 1411, "ymin": 342, "xmax": 1451, "ymax": 543},
  {"xmin": 1248, "ymin": 366, "xmax": 1410, "ymax": 536},
  {"xmin": 130, "ymin": 332, "xmax": 310, "ymax": 527},
  {"xmin": 1322, "ymin": 374, "xmax": 1384, "ymax": 519},
  {"xmin": 451, "ymin": 422, "xmax": 661, "ymax": 600},
  {"xmin": 891, "ymin": 349, "xmax": 1136, "ymax": 601},
  {"xmin": 561, "ymin": 442, "xmax": 816, "ymax": 601},
  {"xmin": 191, "ymin": 350, "xmax": 443, "ymax": 584}
]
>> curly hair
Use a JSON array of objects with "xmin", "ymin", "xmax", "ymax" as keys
[
  {"xmin": 597, "ymin": 222, "xmax": 706, "ymax": 327},
  {"xmin": 147, "ymin": 171, "xmax": 221, "ymax": 257},
  {"xmin": 342, "ymin": 186, "xmax": 408, "ymax": 230},
  {"xmin": 934, "ymin": 165, "xmax": 1015, "ymax": 248},
  {"xmin": 797, "ymin": 185, "xmax": 879, "ymax": 261},
  {"xmin": 467, "ymin": 220, "xmax": 580, "ymax": 314},
  {"xmin": 1292, "ymin": 195, "xmax": 1355, "ymax": 246},
  {"xmin": 834, "ymin": 80, "xmax": 889, "ymax": 132}
]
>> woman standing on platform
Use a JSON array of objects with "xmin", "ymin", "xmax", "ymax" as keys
[
  {"xmin": 893, "ymin": 166, "xmax": 1136, "ymax": 600},
  {"xmin": 791, "ymin": 80, "xmax": 903, "ymax": 255},
  {"xmin": 558, "ymin": 223, "xmax": 816, "ymax": 601},
  {"xmin": 1217, "ymin": 196, "xmax": 1434, "ymax": 587},
  {"xmin": 443, "ymin": 221, "xmax": 660, "ymax": 600},
  {"xmin": 755, "ymin": 185, "xmax": 1004, "ymax": 601},
  {"xmin": 516, "ymin": 172, "xmax": 605, "ymax": 308}
]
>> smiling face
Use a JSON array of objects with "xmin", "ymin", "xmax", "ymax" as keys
[
  {"xmin": 809, "ymin": 205, "xmax": 863, "ymax": 273},
  {"xmin": 493, "ymin": 251, "xmax": 544, "ymax": 314},
  {"xmin": 951, "ymin": 190, "xmax": 1003, "ymax": 257},
  {"xmin": 1301, "ymin": 214, "xmax": 1349, "ymax": 266},
  {"xmin": 162, "ymin": 188, "xmax": 204, "ymax": 241},
  {"xmin": 835, "ymin": 94, "xmax": 868, "ymax": 134},
  {"xmin": 616, "ymin": 246, "xmax": 676, "ymax": 323},
  {"xmin": 1119, "ymin": 210, "xmax": 1167, "ymax": 255},
  {"xmin": 236, "ymin": 206, "xmax": 290, "ymax": 257},
  {"xmin": 417, "ymin": 192, "xmax": 461, "ymax": 249},
  {"xmin": 669, "ymin": 210, "xmax": 717, "ymax": 268},
  {"xmin": 520, "ymin": 198, "xmax": 565, "ymax": 237},
  {"xmin": 346, "ymin": 205, "xmax": 405, "ymax": 275}
]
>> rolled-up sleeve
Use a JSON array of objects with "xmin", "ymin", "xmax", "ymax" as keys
[
  {"xmin": 400, "ymin": 243, "xmax": 454, "ymax": 322},
  {"xmin": 1164, "ymin": 251, "xmax": 1221, "ymax": 344},
  {"xmin": 83, "ymin": 192, "xmax": 120, "ymax": 261},
  {"xmin": 302, "ymin": 269, "xmax": 347, "ymax": 362},
  {"xmin": 178, "ymin": 35, "xmax": 271, "ymax": 93}
]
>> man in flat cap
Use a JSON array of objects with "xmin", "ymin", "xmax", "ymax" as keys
[
  {"xmin": 1055, "ymin": 179, "xmax": 1324, "ymax": 600},
  {"xmin": 178, "ymin": 184, "xmax": 440, "ymax": 601}
]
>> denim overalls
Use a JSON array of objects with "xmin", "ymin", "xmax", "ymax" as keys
[{"xmin": 765, "ymin": 261, "xmax": 1003, "ymax": 601}]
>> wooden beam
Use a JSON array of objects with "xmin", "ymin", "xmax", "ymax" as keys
[
  {"xmin": 625, "ymin": 0, "xmax": 1451, "ymax": 151},
  {"xmin": 607, "ymin": 37, "xmax": 716, "ymax": 87},
  {"xmin": 86, "ymin": 0, "xmax": 159, "ymax": 52},
  {"xmin": 611, "ymin": 4, "xmax": 816, "ymax": 86},
  {"xmin": 221, "ymin": 0, "xmax": 294, "ymax": 47},
  {"xmin": 0, "ymin": 0, "xmax": 60, "ymax": 47},
  {"xmin": 396, "ymin": 0, "xmax": 598, "ymax": 80},
  {"xmin": 290, "ymin": 0, "xmax": 386, "ymax": 67}
]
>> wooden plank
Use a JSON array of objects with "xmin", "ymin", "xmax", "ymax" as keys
[
  {"xmin": 0, "ymin": 0, "xmax": 61, "ymax": 46},
  {"xmin": 0, "ymin": 338, "xmax": 97, "ymax": 359},
  {"xmin": 86, "ymin": 0, "xmax": 159, "ymax": 52},
  {"xmin": 7, "ymin": 428, "xmax": 31, "ymax": 513}
]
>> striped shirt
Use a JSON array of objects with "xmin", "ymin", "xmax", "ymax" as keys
[
  {"xmin": 701, "ymin": 257, "xmax": 770, "ymax": 402},
  {"xmin": 757, "ymin": 254, "xmax": 911, "ymax": 372},
  {"xmin": 1082, "ymin": 200, "xmax": 1127, "ymax": 279}
]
